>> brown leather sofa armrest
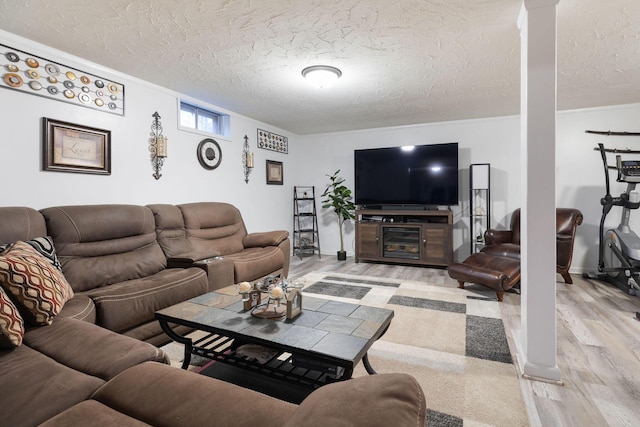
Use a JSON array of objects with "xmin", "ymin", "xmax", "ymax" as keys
[
  {"xmin": 283, "ymin": 373, "xmax": 426, "ymax": 427},
  {"xmin": 484, "ymin": 229, "xmax": 513, "ymax": 246},
  {"xmin": 243, "ymin": 230, "xmax": 289, "ymax": 248}
]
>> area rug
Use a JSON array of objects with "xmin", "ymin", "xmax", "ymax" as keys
[
  {"xmin": 302, "ymin": 272, "xmax": 529, "ymax": 427},
  {"xmin": 162, "ymin": 272, "xmax": 529, "ymax": 427}
]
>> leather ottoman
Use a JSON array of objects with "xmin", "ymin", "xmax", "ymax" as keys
[{"xmin": 447, "ymin": 252, "xmax": 520, "ymax": 301}]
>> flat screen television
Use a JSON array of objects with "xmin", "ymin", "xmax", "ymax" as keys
[{"xmin": 354, "ymin": 142, "xmax": 459, "ymax": 208}]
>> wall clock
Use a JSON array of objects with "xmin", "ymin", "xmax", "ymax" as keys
[{"xmin": 197, "ymin": 138, "xmax": 222, "ymax": 170}]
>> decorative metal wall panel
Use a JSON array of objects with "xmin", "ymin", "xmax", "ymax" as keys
[
  {"xmin": 257, "ymin": 129, "xmax": 288, "ymax": 154},
  {"xmin": 1, "ymin": 44, "xmax": 125, "ymax": 116}
]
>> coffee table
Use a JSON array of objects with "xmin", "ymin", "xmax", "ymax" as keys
[{"xmin": 155, "ymin": 287, "xmax": 393, "ymax": 390}]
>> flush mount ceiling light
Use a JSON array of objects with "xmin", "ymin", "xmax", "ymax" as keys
[{"xmin": 301, "ymin": 65, "xmax": 342, "ymax": 88}]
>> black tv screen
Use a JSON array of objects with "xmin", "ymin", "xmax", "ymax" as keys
[{"xmin": 354, "ymin": 143, "xmax": 459, "ymax": 207}]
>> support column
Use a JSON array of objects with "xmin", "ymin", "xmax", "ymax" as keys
[{"xmin": 518, "ymin": 0, "xmax": 562, "ymax": 383}]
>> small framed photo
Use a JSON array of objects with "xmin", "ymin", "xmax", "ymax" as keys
[
  {"xmin": 43, "ymin": 117, "xmax": 111, "ymax": 175},
  {"xmin": 266, "ymin": 160, "xmax": 283, "ymax": 185}
]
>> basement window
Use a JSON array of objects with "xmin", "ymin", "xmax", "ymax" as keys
[{"xmin": 178, "ymin": 101, "xmax": 230, "ymax": 138}]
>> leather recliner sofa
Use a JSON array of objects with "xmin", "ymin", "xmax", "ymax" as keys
[{"xmin": 149, "ymin": 202, "xmax": 290, "ymax": 291}]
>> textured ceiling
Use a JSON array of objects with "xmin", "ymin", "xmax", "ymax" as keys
[{"xmin": 0, "ymin": 0, "xmax": 638, "ymax": 135}]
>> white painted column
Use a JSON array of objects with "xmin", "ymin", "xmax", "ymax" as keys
[{"xmin": 518, "ymin": 0, "xmax": 562, "ymax": 383}]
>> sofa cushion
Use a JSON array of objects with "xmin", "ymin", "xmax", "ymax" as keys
[
  {"xmin": 41, "ymin": 205, "xmax": 168, "ymax": 292},
  {"xmin": 85, "ymin": 267, "xmax": 208, "ymax": 333},
  {"xmin": 147, "ymin": 203, "xmax": 194, "ymax": 258},
  {"xmin": 0, "ymin": 344, "xmax": 106, "ymax": 427},
  {"xmin": 92, "ymin": 362, "xmax": 296, "ymax": 427},
  {"xmin": 0, "ymin": 206, "xmax": 48, "ymax": 244},
  {"xmin": 23, "ymin": 316, "xmax": 169, "ymax": 381},
  {"xmin": 0, "ymin": 241, "xmax": 74, "ymax": 325},
  {"xmin": 0, "ymin": 285, "xmax": 24, "ymax": 348},
  {"xmin": 179, "ymin": 202, "xmax": 247, "ymax": 255}
]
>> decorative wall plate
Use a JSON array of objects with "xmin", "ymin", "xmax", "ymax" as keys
[
  {"xmin": 197, "ymin": 138, "xmax": 222, "ymax": 170},
  {"xmin": 78, "ymin": 93, "xmax": 91, "ymax": 104},
  {"xmin": 4, "ymin": 73, "xmax": 22, "ymax": 87},
  {"xmin": 45, "ymin": 63, "xmax": 59, "ymax": 76}
]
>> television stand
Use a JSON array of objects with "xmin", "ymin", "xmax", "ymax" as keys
[{"xmin": 355, "ymin": 209, "xmax": 453, "ymax": 267}]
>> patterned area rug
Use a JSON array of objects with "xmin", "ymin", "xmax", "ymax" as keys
[{"xmin": 302, "ymin": 272, "xmax": 529, "ymax": 427}]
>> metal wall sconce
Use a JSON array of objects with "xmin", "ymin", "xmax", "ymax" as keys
[
  {"xmin": 149, "ymin": 111, "xmax": 168, "ymax": 180},
  {"xmin": 242, "ymin": 134, "xmax": 254, "ymax": 183}
]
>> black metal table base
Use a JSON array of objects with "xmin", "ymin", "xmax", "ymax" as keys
[{"xmin": 160, "ymin": 320, "xmax": 363, "ymax": 389}]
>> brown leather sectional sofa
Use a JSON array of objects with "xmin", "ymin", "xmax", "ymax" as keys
[{"xmin": 0, "ymin": 203, "xmax": 426, "ymax": 426}]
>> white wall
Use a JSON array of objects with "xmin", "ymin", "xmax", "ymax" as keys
[
  {"xmin": 0, "ymin": 31, "xmax": 297, "ymax": 234},
  {"xmin": 300, "ymin": 102, "xmax": 640, "ymax": 273}
]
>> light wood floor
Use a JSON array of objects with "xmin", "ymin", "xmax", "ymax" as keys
[{"xmin": 289, "ymin": 255, "xmax": 640, "ymax": 427}]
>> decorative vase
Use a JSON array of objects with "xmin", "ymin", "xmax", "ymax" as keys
[{"xmin": 337, "ymin": 250, "xmax": 347, "ymax": 261}]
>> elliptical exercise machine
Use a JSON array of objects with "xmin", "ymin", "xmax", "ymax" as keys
[{"xmin": 590, "ymin": 142, "xmax": 640, "ymax": 302}]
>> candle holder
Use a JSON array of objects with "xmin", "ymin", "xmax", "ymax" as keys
[
  {"xmin": 149, "ymin": 111, "xmax": 168, "ymax": 180},
  {"xmin": 236, "ymin": 281, "xmax": 252, "ymax": 302},
  {"xmin": 242, "ymin": 134, "xmax": 254, "ymax": 183},
  {"xmin": 247, "ymin": 276, "xmax": 290, "ymax": 319},
  {"xmin": 268, "ymin": 284, "xmax": 285, "ymax": 309},
  {"xmin": 236, "ymin": 281, "xmax": 262, "ymax": 310}
]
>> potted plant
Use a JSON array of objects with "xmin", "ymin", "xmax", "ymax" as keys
[{"xmin": 321, "ymin": 170, "xmax": 356, "ymax": 260}]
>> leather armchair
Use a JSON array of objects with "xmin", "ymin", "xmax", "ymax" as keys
[
  {"xmin": 481, "ymin": 208, "xmax": 583, "ymax": 283},
  {"xmin": 448, "ymin": 207, "xmax": 583, "ymax": 301}
]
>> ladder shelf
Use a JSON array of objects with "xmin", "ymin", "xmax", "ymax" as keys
[{"xmin": 293, "ymin": 186, "xmax": 321, "ymax": 259}]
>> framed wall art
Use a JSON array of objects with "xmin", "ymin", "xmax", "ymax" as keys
[
  {"xmin": 257, "ymin": 129, "xmax": 288, "ymax": 154},
  {"xmin": 266, "ymin": 160, "xmax": 283, "ymax": 185},
  {"xmin": 43, "ymin": 117, "xmax": 111, "ymax": 175}
]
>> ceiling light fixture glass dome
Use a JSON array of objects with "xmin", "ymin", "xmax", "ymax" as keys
[{"xmin": 301, "ymin": 65, "xmax": 342, "ymax": 88}]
